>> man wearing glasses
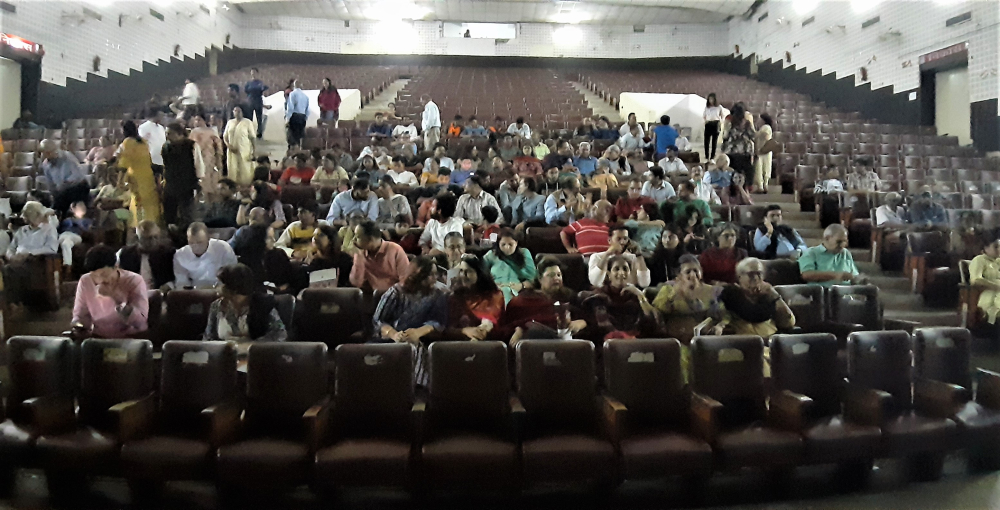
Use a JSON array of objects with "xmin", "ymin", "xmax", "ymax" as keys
[{"xmin": 719, "ymin": 257, "xmax": 796, "ymax": 337}]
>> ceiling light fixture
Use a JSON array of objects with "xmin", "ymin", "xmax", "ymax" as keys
[
  {"xmin": 367, "ymin": 1, "xmax": 430, "ymax": 21},
  {"xmin": 553, "ymin": 25, "xmax": 583, "ymax": 45}
]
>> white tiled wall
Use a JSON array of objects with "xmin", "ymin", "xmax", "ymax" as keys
[
  {"xmin": 729, "ymin": 0, "xmax": 999, "ymax": 103},
  {"xmin": 0, "ymin": 0, "xmax": 239, "ymax": 86},
  {"xmin": 234, "ymin": 17, "xmax": 730, "ymax": 59}
]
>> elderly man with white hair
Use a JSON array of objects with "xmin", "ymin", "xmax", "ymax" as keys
[
  {"xmin": 40, "ymin": 139, "xmax": 89, "ymax": 215},
  {"xmin": 4, "ymin": 201, "xmax": 59, "ymax": 306},
  {"xmin": 798, "ymin": 224, "xmax": 867, "ymax": 287},
  {"xmin": 573, "ymin": 142, "xmax": 599, "ymax": 177},
  {"xmin": 719, "ymin": 257, "xmax": 796, "ymax": 337}
]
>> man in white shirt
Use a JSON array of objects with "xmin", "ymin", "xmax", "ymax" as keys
[
  {"xmin": 617, "ymin": 124, "xmax": 649, "ymax": 157},
  {"xmin": 507, "ymin": 117, "xmax": 531, "ymax": 140},
  {"xmin": 640, "ymin": 167, "xmax": 676, "ymax": 203},
  {"xmin": 455, "ymin": 175, "xmax": 501, "ymax": 225},
  {"xmin": 689, "ymin": 165, "xmax": 721, "ymax": 205},
  {"xmin": 588, "ymin": 225, "xmax": 651, "ymax": 287},
  {"xmin": 656, "ymin": 146, "xmax": 687, "ymax": 174},
  {"xmin": 423, "ymin": 144, "xmax": 454, "ymax": 171},
  {"xmin": 385, "ymin": 156, "xmax": 418, "ymax": 187},
  {"xmin": 172, "ymin": 222, "xmax": 238, "ymax": 288},
  {"xmin": 618, "ymin": 112, "xmax": 644, "ymax": 138},
  {"xmin": 875, "ymin": 192, "xmax": 907, "ymax": 228},
  {"xmin": 421, "ymin": 95, "xmax": 441, "ymax": 150},
  {"xmin": 181, "ymin": 78, "xmax": 200, "ymax": 106},
  {"xmin": 392, "ymin": 122, "xmax": 418, "ymax": 141},
  {"xmin": 138, "ymin": 111, "xmax": 167, "ymax": 171}
]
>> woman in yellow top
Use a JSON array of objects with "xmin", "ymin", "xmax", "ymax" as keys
[
  {"xmin": 970, "ymin": 231, "xmax": 1000, "ymax": 326},
  {"xmin": 116, "ymin": 120, "xmax": 161, "ymax": 226},
  {"xmin": 223, "ymin": 105, "xmax": 257, "ymax": 185}
]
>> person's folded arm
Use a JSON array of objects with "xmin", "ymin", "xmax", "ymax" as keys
[
  {"xmin": 753, "ymin": 229, "xmax": 771, "ymax": 252},
  {"xmin": 125, "ymin": 278, "xmax": 149, "ymax": 332}
]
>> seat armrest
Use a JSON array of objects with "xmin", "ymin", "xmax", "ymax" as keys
[
  {"xmin": 202, "ymin": 401, "xmax": 243, "ymax": 447},
  {"xmin": 303, "ymin": 397, "xmax": 332, "ymax": 453},
  {"xmin": 976, "ymin": 369, "xmax": 1000, "ymax": 411},
  {"xmin": 768, "ymin": 390, "xmax": 813, "ymax": 433},
  {"xmin": 110, "ymin": 393, "xmax": 157, "ymax": 442},
  {"xmin": 24, "ymin": 395, "xmax": 76, "ymax": 435},
  {"xmin": 842, "ymin": 383, "xmax": 891, "ymax": 427},
  {"xmin": 690, "ymin": 392, "xmax": 722, "ymax": 444},
  {"xmin": 599, "ymin": 393, "xmax": 627, "ymax": 445},
  {"xmin": 509, "ymin": 395, "xmax": 525, "ymax": 442},
  {"xmin": 411, "ymin": 399, "xmax": 426, "ymax": 443},
  {"xmin": 812, "ymin": 321, "xmax": 863, "ymax": 342},
  {"xmin": 883, "ymin": 319, "xmax": 920, "ymax": 333},
  {"xmin": 914, "ymin": 378, "xmax": 969, "ymax": 419}
]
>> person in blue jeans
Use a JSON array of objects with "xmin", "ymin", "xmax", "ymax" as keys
[
  {"xmin": 244, "ymin": 67, "xmax": 269, "ymax": 139},
  {"xmin": 652, "ymin": 115, "xmax": 679, "ymax": 160}
]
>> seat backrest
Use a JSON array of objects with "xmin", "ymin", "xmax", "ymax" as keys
[
  {"xmin": 769, "ymin": 333, "xmax": 841, "ymax": 417},
  {"xmin": 735, "ymin": 205, "xmax": 768, "ymax": 227},
  {"xmin": 6, "ymin": 336, "xmax": 76, "ymax": 422},
  {"xmin": 828, "ymin": 285, "xmax": 880, "ymax": 330},
  {"xmin": 516, "ymin": 340, "xmax": 596, "ymax": 434},
  {"xmin": 848, "ymin": 331, "xmax": 912, "ymax": 408},
  {"xmin": 906, "ymin": 231, "xmax": 949, "ymax": 255},
  {"xmin": 165, "ymin": 289, "xmax": 219, "ymax": 340},
  {"xmin": 245, "ymin": 342, "xmax": 328, "ymax": 439},
  {"xmin": 691, "ymin": 336, "xmax": 766, "ymax": 428},
  {"xmin": 762, "ymin": 259, "xmax": 804, "ymax": 286},
  {"xmin": 295, "ymin": 288, "xmax": 366, "ymax": 346},
  {"xmin": 280, "ymin": 185, "xmax": 315, "ymax": 209},
  {"xmin": 160, "ymin": 340, "xmax": 238, "ymax": 432},
  {"xmin": 604, "ymin": 338, "xmax": 687, "ymax": 430},
  {"xmin": 333, "ymin": 343, "xmax": 414, "ymax": 438},
  {"xmin": 428, "ymin": 341, "xmax": 510, "ymax": 436},
  {"xmin": 775, "ymin": 284, "xmax": 826, "ymax": 328},
  {"xmin": 79, "ymin": 338, "xmax": 155, "ymax": 429},
  {"xmin": 913, "ymin": 327, "xmax": 972, "ymax": 389},
  {"xmin": 524, "ymin": 227, "xmax": 566, "ymax": 254}
]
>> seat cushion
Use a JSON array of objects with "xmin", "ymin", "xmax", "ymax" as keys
[
  {"xmin": 315, "ymin": 438, "xmax": 411, "ymax": 488},
  {"xmin": 620, "ymin": 432, "xmax": 713, "ymax": 479},
  {"xmin": 954, "ymin": 401, "xmax": 1000, "ymax": 447},
  {"xmin": 715, "ymin": 425, "xmax": 803, "ymax": 470},
  {"xmin": 421, "ymin": 433, "xmax": 518, "ymax": 488},
  {"xmin": 803, "ymin": 415, "xmax": 883, "ymax": 464},
  {"xmin": 120, "ymin": 436, "xmax": 211, "ymax": 481},
  {"xmin": 883, "ymin": 411, "xmax": 957, "ymax": 455},
  {"xmin": 216, "ymin": 438, "xmax": 310, "ymax": 488},
  {"xmin": 0, "ymin": 420, "xmax": 33, "ymax": 465},
  {"xmin": 522, "ymin": 433, "xmax": 615, "ymax": 484},
  {"xmin": 34, "ymin": 427, "xmax": 118, "ymax": 473}
]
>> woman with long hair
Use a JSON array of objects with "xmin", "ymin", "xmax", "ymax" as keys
[
  {"xmin": 237, "ymin": 180, "xmax": 286, "ymax": 230},
  {"xmin": 677, "ymin": 204, "xmax": 709, "ymax": 255},
  {"xmin": 580, "ymin": 254, "xmax": 658, "ymax": 341},
  {"xmin": 498, "ymin": 257, "xmax": 587, "ymax": 345},
  {"xmin": 302, "ymin": 224, "xmax": 352, "ymax": 288},
  {"xmin": 703, "ymin": 93, "xmax": 723, "ymax": 160},
  {"xmin": 970, "ymin": 229, "xmax": 1000, "ymax": 332},
  {"xmin": 482, "ymin": 227, "xmax": 537, "ymax": 304},
  {"xmin": 698, "ymin": 223, "xmax": 748, "ymax": 285},
  {"xmin": 204, "ymin": 263, "xmax": 287, "ymax": 348},
  {"xmin": 318, "ymin": 78, "xmax": 341, "ymax": 126},
  {"xmin": 448, "ymin": 255, "xmax": 505, "ymax": 340},
  {"xmin": 189, "ymin": 114, "xmax": 224, "ymax": 197},
  {"xmin": 649, "ymin": 224, "xmax": 684, "ymax": 286},
  {"xmin": 115, "ymin": 120, "xmax": 161, "ymax": 226},
  {"xmin": 512, "ymin": 144, "xmax": 543, "ymax": 177},
  {"xmin": 223, "ymin": 105, "xmax": 256, "ymax": 185},
  {"xmin": 721, "ymin": 102, "xmax": 756, "ymax": 191}
]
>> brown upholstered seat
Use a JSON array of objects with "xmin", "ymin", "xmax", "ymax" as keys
[
  {"xmin": 164, "ymin": 289, "xmax": 219, "ymax": 340},
  {"xmin": 294, "ymin": 288, "xmax": 367, "ymax": 347}
]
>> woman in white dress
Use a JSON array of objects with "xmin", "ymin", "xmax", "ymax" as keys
[{"xmin": 223, "ymin": 106, "xmax": 256, "ymax": 186}]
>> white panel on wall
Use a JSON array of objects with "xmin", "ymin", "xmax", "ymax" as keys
[
  {"xmin": 0, "ymin": 57, "xmax": 22, "ymax": 129},
  {"xmin": 444, "ymin": 38, "xmax": 497, "ymax": 56},
  {"xmin": 936, "ymin": 66, "xmax": 972, "ymax": 145}
]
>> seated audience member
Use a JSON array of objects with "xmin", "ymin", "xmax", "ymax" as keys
[
  {"xmin": 720, "ymin": 257, "xmax": 795, "ymax": 337},
  {"xmin": 501, "ymin": 257, "xmax": 587, "ymax": 343},
  {"xmin": 969, "ymin": 230, "xmax": 1000, "ymax": 327},
  {"xmin": 391, "ymin": 121, "xmax": 418, "ymax": 142},
  {"xmin": 228, "ymin": 209, "xmax": 280, "ymax": 283},
  {"xmin": 303, "ymin": 224, "xmax": 353, "ymax": 288},
  {"xmin": 510, "ymin": 176, "xmax": 546, "ymax": 230},
  {"xmin": 560, "ymin": 200, "xmax": 613, "ymax": 255},
  {"xmin": 349, "ymin": 220, "xmax": 411, "ymax": 292},
  {"xmin": 542, "ymin": 140, "xmax": 574, "ymax": 171},
  {"xmin": 538, "ymin": 166, "xmax": 560, "ymax": 195},
  {"xmin": 366, "ymin": 112, "xmax": 393, "ymax": 139},
  {"xmin": 531, "ymin": 134, "xmax": 551, "ymax": 158},
  {"xmin": 275, "ymin": 204, "xmax": 323, "ymax": 260},
  {"xmin": 438, "ymin": 231, "xmax": 467, "ymax": 285},
  {"xmin": 699, "ymin": 223, "xmax": 748, "ymax": 284},
  {"xmin": 118, "ymin": 221, "xmax": 176, "ymax": 290},
  {"xmin": 448, "ymin": 255, "xmax": 505, "ymax": 340},
  {"xmin": 261, "ymin": 231, "xmax": 297, "ymax": 294},
  {"xmin": 846, "ymin": 156, "xmax": 882, "ymax": 192},
  {"xmin": 498, "ymin": 135, "xmax": 520, "ymax": 162},
  {"xmin": 58, "ymin": 201, "xmax": 94, "ymax": 273},
  {"xmin": 670, "ymin": 180, "xmax": 714, "ymax": 227},
  {"xmin": 71, "ymin": 245, "xmax": 149, "ymax": 339},
  {"xmin": 474, "ymin": 206, "xmax": 502, "ymax": 248},
  {"xmin": 614, "ymin": 178, "xmax": 655, "ymax": 222},
  {"xmin": 495, "ymin": 173, "xmax": 519, "ymax": 221},
  {"xmin": 424, "ymin": 144, "xmax": 455, "ymax": 171},
  {"xmin": 446, "ymin": 114, "xmax": 464, "ymax": 139},
  {"xmin": 4, "ymin": 201, "xmax": 59, "ymax": 305},
  {"xmin": 455, "ymin": 175, "xmax": 500, "ymax": 225},
  {"xmin": 313, "ymin": 153, "xmax": 350, "ymax": 187},
  {"xmin": 545, "ymin": 177, "xmax": 588, "ymax": 225},
  {"xmin": 419, "ymin": 158, "xmax": 443, "ymax": 187},
  {"xmin": 204, "ymin": 179, "xmax": 242, "ymax": 228},
  {"xmin": 238, "ymin": 180, "xmax": 286, "ymax": 230},
  {"xmin": 41, "ymin": 139, "xmax": 90, "ymax": 215},
  {"xmin": 725, "ymin": 172, "xmax": 754, "ymax": 206},
  {"xmin": 327, "ymin": 177, "xmax": 379, "ymax": 224},
  {"xmin": 676, "ymin": 204, "xmax": 710, "ymax": 254},
  {"xmin": 338, "ymin": 212, "xmax": 367, "ymax": 256},
  {"xmin": 386, "ymin": 156, "xmax": 419, "ymax": 187},
  {"xmin": 589, "ymin": 159, "xmax": 619, "ymax": 190},
  {"xmin": 372, "ymin": 256, "xmax": 449, "ymax": 385},
  {"xmin": 575, "ymin": 117, "xmax": 597, "ymax": 138},
  {"xmin": 799, "ymin": 224, "xmax": 866, "ymax": 286},
  {"xmin": 753, "ymin": 205, "xmax": 808, "ymax": 259},
  {"xmin": 573, "ymin": 142, "xmax": 599, "ymax": 177},
  {"xmin": 653, "ymin": 254, "xmax": 726, "ymax": 350},
  {"xmin": 641, "ymin": 167, "xmax": 676, "ymax": 203},
  {"xmin": 462, "ymin": 116, "xmax": 488, "ymax": 137},
  {"xmin": 617, "ymin": 124, "xmax": 649, "ymax": 158},
  {"xmin": 449, "ymin": 159, "xmax": 475, "ymax": 186},
  {"xmin": 507, "ymin": 117, "xmax": 531, "ymax": 139},
  {"xmin": 588, "ymin": 225, "xmax": 650, "ymax": 288},
  {"xmin": 705, "ymin": 154, "xmax": 733, "ymax": 196},
  {"xmin": 689, "ymin": 165, "xmax": 721, "ymax": 205},
  {"xmin": 593, "ymin": 117, "xmax": 619, "ymax": 140},
  {"xmin": 420, "ymin": 193, "xmax": 465, "ymax": 254},
  {"xmin": 875, "ymin": 192, "xmax": 907, "ymax": 228},
  {"xmin": 909, "ymin": 188, "xmax": 947, "ymax": 227},
  {"xmin": 278, "ymin": 153, "xmax": 315, "ymax": 187},
  {"xmin": 656, "ymin": 146, "xmax": 687, "ymax": 175},
  {"xmin": 204, "ymin": 263, "xmax": 287, "ymax": 346},
  {"xmin": 513, "ymin": 145, "xmax": 543, "ymax": 177},
  {"xmin": 652, "ymin": 115, "xmax": 679, "ymax": 159},
  {"xmin": 375, "ymin": 176, "xmax": 414, "ymax": 230},
  {"xmin": 673, "ymin": 125, "xmax": 692, "ymax": 152},
  {"xmin": 330, "ymin": 144, "xmax": 355, "ymax": 172},
  {"xmin": 814, "ymin": 166, "xmax": 846, "ymax": 227},
  {"xmin": 650, "ymin": 224, "xmax": 684, "ymax": 285},
  {"xmin": 581, "ymin": 255, "xmax": 659, "ymax": 341},
  {"xmin": 483, "ymin": 227, "xmax": 537, "ymax": 304},
  {"xmin": 814, "ymin": 166, "xmax": 845, "ymax": 194},
  {"xmin": 173, "ymin": 222, "xmax": 239, "ymax": 288}
]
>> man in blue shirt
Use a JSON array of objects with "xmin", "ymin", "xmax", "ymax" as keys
[
  {"xmin": 573, "ymin": 142, "xmax": 599, "ymax": 177},
  {"xmin": 592, "ymin": 117, "xmax": 619, "ymax": 140},
  {"xmin": 461, "ymin": 116, "xmax": 488, "ymax": 137},
  {"xmin": 326, "ymin": 177, "xmax": 379, "ymax": 224},
  {"xmin": 367, "ymin": 112, "xmax": 393, "ymax": 139},
  {"xmin": 652, "ymin": 115, "xmax": 678, "ymax": 160},
  {"xmin": 40, "ymin": 139, "xmax": 89, "ymax": 215},
  {"xmin": 753, "ymin": 205, "xmax": 808, "ymax": 259},
  {"xmin": 244, "ymin": 67, "xmax": 269, "ymax": 139},
  {"xmin": 285, "ymin": 79, "xmax": 310, "ymax": 149}
]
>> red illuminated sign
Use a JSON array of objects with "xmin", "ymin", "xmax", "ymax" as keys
[
  {"xmin": 0, "ymin": 33, "xmax": 44, "ymax": 56},
  {"xmin": 919, "ymin": 42, "xmax": 967, "ymax": 66}
]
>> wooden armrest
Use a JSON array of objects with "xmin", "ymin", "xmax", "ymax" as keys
[
  {"xmin": 110, "ymin": 393, "xmax": 157, "ymax": 442},
  {"xmin": 690, "ymin": 392, "xmax": 722, "ymax": 444},
  {"xmin": 914, "ymin": 378, "xmax": 969, "ymax": 419},
  {"xmin": 303, "ymin": 397, "xmax": 332, "ymax": 453},
  {"xmin": 599, "ymin": 393, "xmax": 627, "ymax": 445},
  {"xmin": 202, "ymin": 401, "xmax": 242, "ymax": 447},
  {"xmin": 977, "ymin": 369, "xmax": 1000, "ymax": 410},
  {"xmin": 768, "ymin": 390, "xmax": 813, "ymax": 433},
  {"xmin": 24, "ymin": 395, "xmax": 76, "ymax": 435},
  {"xmin": 883, "ymin": 319, "xmax": 920, "ymax": 333},
  {"xmin": 842, "ymin": 383, "xmax": 891, "ymax": 427},
  {"xmin": 411, "ymin": 399, "xmax": 426, "ymax": 443}
]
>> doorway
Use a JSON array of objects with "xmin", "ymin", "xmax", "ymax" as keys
[
  {"xmin": 935, "ymin": 65, "xmax": 971, "ymax": 145},
  {"xmin": 0, "ymin": 56, "xmax": 21, "ymax": 128}
]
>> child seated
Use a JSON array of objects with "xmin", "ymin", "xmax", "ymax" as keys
[
  {"xmin": 475, "ymin": 205, "xmax": 502, "ymax": 249},
  {"xmin": 58, "ymin": 201, "xmax": 94, "ymax": 274}
]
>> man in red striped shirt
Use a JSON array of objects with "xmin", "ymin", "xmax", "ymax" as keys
[{"xmin": 560, "ymin": 200, "xmax": 613, "ymax": 255}]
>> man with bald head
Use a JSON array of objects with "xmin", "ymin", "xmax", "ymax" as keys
[
  {"xmin": 40, "ymin": 139, "xmax": 89, "ymax": 215},
  {"xmin": 560, "ymin": 199, "xmax": 613, "ymax": 255},
  {"xmin": 172, "ymin": 222, "xmax": 238, "ymax": 288},
  {"xmin": 798, "ymin": 224, "xmax": 867, "ymax": 286}
]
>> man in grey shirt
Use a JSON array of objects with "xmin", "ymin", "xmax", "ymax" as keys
[{"xmin": 40, "ymin": 139, "xmax": 89, "ymax": 214}]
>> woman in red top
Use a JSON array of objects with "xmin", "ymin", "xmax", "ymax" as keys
[
  {"xmin": 447, "ymin": 255, "xmax": 505, "ymax": 341},
  {"xmin": 278, "ymin": 153, "xmax": 315, "ymax": 187},
  {"xmin": 317, "ymin": 78, "xmax": 341, "ymax": 125},
  {"xmin": 499, "ymin": 256, "xmax": 587, "ymax": 345},
  {"xmin": 512, "ymin": 145, "xmax": 543, "ymax": 177},
  {"xmin": 698, "ymin": 223, "xmax": 747, "ymax": 284}
]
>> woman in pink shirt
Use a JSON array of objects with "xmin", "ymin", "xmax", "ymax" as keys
[{"xmin": 71, "ymin": 245, "xmax": 149, "ymax": 339}]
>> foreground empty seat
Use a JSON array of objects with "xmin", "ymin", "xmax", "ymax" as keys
[
  {"xmin": 120, "ymin": 341, "xmax": 239, "ymax": 495},
  {"xmin": 295, "ymin": 288, "xmax": 367, "ymax": 347},
  {"xmin": 164, "ymin": 290, "xmax": 219, "ymax": 340},
  {"xmin": 314, "ymin": 343, "xmax": 416, "ymax": 489},
  {"xmin": 422, "ymin": 341, "xmax": 518, "ymax": 489},
  {"xmin": 845, "ymin": 331, "xmax": 957, "ymax": 480},
  {"xmin": 603, "ymin": 338, "xmax": 713, "ymax": 481},
  {"xmin": 690, "ymin": 336, "xmax": 803, "ymax": 471},
  {"xmin": 216, "ymin": 342, "xmax": 329, "ymax": 494},
  {"xmin": 517, "ymin": 340, "xmax": 616, "ymax": 487}
]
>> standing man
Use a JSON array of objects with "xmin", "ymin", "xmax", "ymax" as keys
[
  {"xmin": 285, "ymin": 79, "xmax": 309, "ymax": 150},
  {"xmin": 244, "ymin": 67, "xmax": 269, "ymax": 139},
  {"xmin": 422, "ymin": 94, "xmax": 441, "ymax": 150},
  {"xmin": 40, "ymin": 139, "xmax": 89, "ymax": 215},
  {"xmin": 161, "ymin": 123, "xmax": 203, "ymax": 227},
  {"xmin": 181, "ymin": 78, "xmax": 200, "ymax": 107},
  {"xmin": 138, "ymin": 111, "xmax": 167, "ymax": 176}
]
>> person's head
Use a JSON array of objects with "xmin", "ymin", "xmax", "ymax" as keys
[
  {"xmin": 707, "ymin": 93, "xmax": 718, "ymax": 107},
  {"xmin": 627, "ymin": 112, "xmax": 637, "ymax": 124},
  {"xmin": 765, "ymin": 204, "xmax": 783, "ymax": 225},
  {"xmin": 442, "ymin": 231, "xmax": 466, "ymax": 265},
  {"xmin": 227, "ymin": 83, "xmax": 240, "ymax": 98},
  {"xmin": 557, "ymin": 139, "xmax": 572, "ymax": 156},
  {"xmin": 515, "ymin": 116, "xmax": 524, "ymax": 126},
  {"xmin": 578, "ymin": 142, "xmax": 592, "ymax": 158},
  {"xmin": 609, "ymin": 225, "xmax": 631, "ymax": 249},
  {"xmin": 122, "ymin": 120, "xmax": 141, "ymax": 141},
  {"xmin": 681, "ymin": 204, "xmax": 701, "ymax": 228},
  {"xmin": 136, "ymin": 220, "xmax": 161, "ymax": 251},
  {"xmin": 250, "ymin": 180, "xmax": 275, "ymax": 208},
  {"xmin": 436, "ymin": 192, "xmax": 457, "ymax": 220},
  {"xmin": 232, "ymin": 105, "xmax": 244, "ymax": 120},
  {"xmin": 433, "ymin": 143, "xmax": 447, "ymax": 158},
  {"xmin": 452, "ymin": 255, "xmax": 498, "ymax": 295},
  {"xmin": 452, "ymin": 114, "xmax": 463, "ymax": 124},
  {"xmin": 351, "ymin": 177, "xmax": 371, "ymax": 200},
  {"xmin": 607, "ymin": 255, "xmax": 632, "ymax": 288},
  {"xmin": 660, "ymin": 115, "xmax": 671, "ymax": 126},
  {"xmin": 83, "ymin": 245, "xmax": 120, "ymax": 286},
  {"xmin": 735, "ymin": 257, "xmax": 766, "ymax": 294},
  {"xmin": 403, "ymin": 256, "xmax": 439, "ymax": 294},
  {"xmin": 545, "ymin": 166, "xmax": 561, "ymax": 182},
  {"xmin": 465, "ymin": 175, "xmax": 486, "ymax": 197},
  {"xmin": 665, "ymin": 146, "xmax": 678, "ymax": 161},
  {"xmin": 250, "ymin": 67, "xmax": 259, "ymax": 78},
  {"xmin": 677, "ymin": 254, "xmax": 703, "ymax": 290},
  {"xmin": 519, "ymin": 176, "xmax": 538, "ymax": 195},
  {"xmin": 595, "ymin": 159, "xmax": 610, "ymax": 175},
  {"xmin": 607, "ymin": 145, "xmax": 621, "ymax": 160},
  {"xmin": 731, "ymin": 172, "xmax": 746, "ymax": 188},
  {"xmin": 689, "ymin": 165, "xmax": 704, "ymax": 182},
  {"xmin": 591, "ymin": 199, "xmax": 613, "ymax": 223},
  {"xmin": 597, "ymin": 117, "xmax": 610, "ymax": 129},
  {"xmin": 217, "ymin": 178, "xmax": 236, "ymax": 199},
  {"xmin": 821, "ymin": 224, "xmax": 849, "ymax": 253},
  {"xmin": 468, "ymin": 115, "xmax": 479, "ymax": 127},
  {"xmin": 39, "ymin": 139, "xmax": 60, "ymax": 160},
  {"xmin": 982, "ymin": 229, "xmax": 1000, "ymax": 258},
  {"xmin": 715, "ymin": 223, "xmax": 739, "ymax": 250},
  {"xmin": 760, "ymin": 113, "xmax": 773, "ymax": 128},
  {"xmin": 521, "ymin": 144, "xmax": 534, "ymax": 157},
  {"xmin": 322, "ymin": 77, "xmax": 332, "ymax": 89},
  {"xmin": 825, "ymin": 166, "xmax": 840, "ymax": 180},
  {"xmin": 730, "ymin": 102, "xmax": 747, "ymax": 126},
  {"xmin": 186, "ymin": 222, "xmax": 210, "ymax": 256},
  {"xmin": 297, "ymin": 204, "xmax": 316, "ymax": 227},
  {"xmin": 67, "ymin": 201, "xmax": 87, "ymax": 220},
  {"xmin": 563, "ymin": 177, "xmax": 581, "ymax": 195},
  {"xmin": 312, "ymin": 224, "xmax": 339, "ymax": 255},
  {"xmin": 353, "ymin": 220, "xmax": 382, "ymax": 252},
  {"xmin": 217, "ymin": 263, "xmax": 257, "ymax": 300},
  {"xmin": 436, "ymin": 168, "xmax": 451, "ymax": 184},
  {"xmin": 21, "ymin": 201, "xmax": 48, "ymax": 228},
  {"xmin": 99, "ymin": 135, "xmax": 114, "ymax": 147},
  {"xmin": 166, "ymin": 122, "xmax": 187, "ymax": 142},
  {"xmin": 649, "ymin": 166, "xmax": 665, "ymax": 186},
  {"xmin": 481, "ymin": 205, "xmax": 500, "ymax": 225},
  {"xmin": 293, "ymin": 153, "xmax": 308, "ymax": 168},
  {"xmin": 660, "ymin": 224, "xmax": 682, "ymax": 250},
  {"xmin": 374, "ymin": 112, "xmax": 384, "ymax": 124},
  {"xmin": 714, "ymin": 153, "xmax": 730, "ymax": 170},
  {"xmin": 500, "ymin": 135, "xmax": 514, "ymax": 147},
  {"xmin": 885, "ymin": 192, "xmax": 902, "ymax": 208},
  {"xmin": 677, "ymin": 181, "xmax": 696, "ymax": 202},
  {"xmin": 627, "ymin": 177, "xmax": 643, "ymax": 199}
]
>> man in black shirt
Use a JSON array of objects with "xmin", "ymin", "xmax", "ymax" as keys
[
  {"xmin": 205, "ymin": 178, "xmax": 242, "ymax": 228},
  {"xmin": 161, "ymin": 122, "xmax": 201, "ymax": 227}
]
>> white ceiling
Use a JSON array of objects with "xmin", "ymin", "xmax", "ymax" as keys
[{"xmin": 229, "ymin": 0, "xmax": 757, "ymax": 24}]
